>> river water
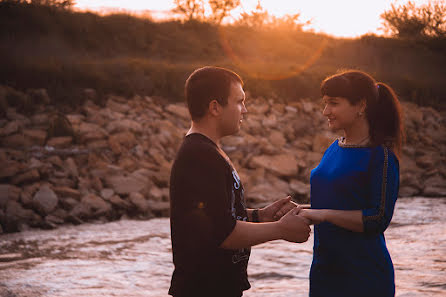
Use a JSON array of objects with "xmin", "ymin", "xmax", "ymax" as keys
[{"xmin": 0, "ymin": 197, "xmax": 445, "ymax": 297}]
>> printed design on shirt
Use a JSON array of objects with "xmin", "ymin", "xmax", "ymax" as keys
[{"xmin": 230, "ymin": 169, "xmax": 250, "ymax": 264}]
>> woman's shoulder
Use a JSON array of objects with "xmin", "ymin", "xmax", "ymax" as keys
[{"xmin": 369, "ymin": 145, "xmax": 399, "ymax": 167}]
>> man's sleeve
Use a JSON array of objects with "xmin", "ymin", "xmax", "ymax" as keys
[
  {"xmin": 173, "ymin": 149, "xmax": 236, "ymax": 252},
  {"xmin": 362, "ymin": 146, "xmax": 400, "ymax": 235}
]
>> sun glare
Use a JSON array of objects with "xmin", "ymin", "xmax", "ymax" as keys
[{"xmin": 75, "ymin": 0, "xmax": 432, "ymax": 38}]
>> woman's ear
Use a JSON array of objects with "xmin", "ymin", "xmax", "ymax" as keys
[
  {"xmin": 360, "ymin": 99, "xmax": 367, "ymax": 114},
  {"xmin": 208, "ymin": 99, "xmax": 221, "ymax": 117}
]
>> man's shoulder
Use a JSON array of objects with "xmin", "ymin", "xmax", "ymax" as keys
[{"xmin": 174, "ymin": 134, "xmax": 226, "ymax": 168}]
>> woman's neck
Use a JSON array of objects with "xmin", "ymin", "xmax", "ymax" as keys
[{"xmin": 343, "ymin": 120, "xmax": 370, "ymax": 145}]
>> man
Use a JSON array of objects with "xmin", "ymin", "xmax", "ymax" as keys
[{"xmin": 169, "ymin": 66, "xmax": 310, "ymax": 297}]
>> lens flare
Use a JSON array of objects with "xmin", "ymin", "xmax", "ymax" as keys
[{"xmin": 218, "ymin": 26, "xmax": 328, "ymax": 80}]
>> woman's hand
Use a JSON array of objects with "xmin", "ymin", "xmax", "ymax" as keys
[{"xmin": 298, "ymin": 209, "xmax": 327, "ymax": 225}]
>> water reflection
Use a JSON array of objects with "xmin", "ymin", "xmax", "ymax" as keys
[{"xmin": 0, "ymin": 197, "xmax": 445, "ymax": 297}]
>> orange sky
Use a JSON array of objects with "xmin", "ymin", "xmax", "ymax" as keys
[{"xmin": 74, "ymin": 0, "xmax": 431, "ymax": 37}]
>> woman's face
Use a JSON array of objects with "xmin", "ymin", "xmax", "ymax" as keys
[{"xmin": 322, "ymin": 95, "xmax": 364, "ymax": 131}]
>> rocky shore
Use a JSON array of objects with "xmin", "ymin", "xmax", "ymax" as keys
[{"xmin": 1, "ymin": 86, "xmax": 445, "ymax": 233}]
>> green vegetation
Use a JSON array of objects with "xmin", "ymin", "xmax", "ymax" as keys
[{"xmin": 0, "ymin": 1, "xmax": 445, "ymax": 109}]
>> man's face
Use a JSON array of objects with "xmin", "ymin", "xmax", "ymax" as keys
[{"xmin": 218, "ymin": 82, "xmax": 247, "ymax": 137}]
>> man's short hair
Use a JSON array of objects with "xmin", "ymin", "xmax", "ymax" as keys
[{"xmin": 185, "ymin": 66, "xmax": 243, "ymax": 121}]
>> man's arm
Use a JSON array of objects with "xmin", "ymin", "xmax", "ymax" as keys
[
  {"xmin": 220, "ymin": 207, "xmax": 311, "ymax": 249},
  {"xmin": 247, "ymin": 196, "xmax": 304, "ymax": 222}
]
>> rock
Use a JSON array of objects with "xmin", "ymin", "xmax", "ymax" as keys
[
  {"xmin": 147, "ymin": 200, "xmax": 169, "ymax": 216},
  {"xmin": 66, "ymin": 114, "xmax": 85, "ymax": 126},
  {"xmin": 0, "ymin": 184, "xmax": 21, "ymax": 207},
  {"xmin": 268, "ymin": 130, "xmax": 287, "ymax": 147},
  {"xmin": 100, "ymin": 188, "xmax": 115, "ymax": 200},
  {"xmin": 81, "ymin": 194, "xmax": 112, "ymax": 216},
  {"xmin": 0, "ymin": 121, "xmax": 20, "ymax": 136},
  {"xmin": 108, "ymin": 131, "xmax": 136, "ymax": 154},
  {"xmin": 106, "ymin": 99, "xmax": 131, "ymax": 114},
  {"xmin": 104, "ymin": 175, "xmax": 147, "ymax": 195},
  {"xmin": 399, "ymin": 186, "xmax": 420, "ymax": 197},
  {"xmin": 87, "ymin": 139, "xmax": 109, "ymax": 150},
  {"xmin": 46, "ymin": 136, "xmax": 73, "ymax": 148},
  {"xmin": 165, "ymin": 104, "xmax": 190, "ymax": 120},
  {"xmin": 11, "ymin": 169, "xmax": 40, "ymax": 185},
  {"xmin": 78, "ymin": 122, "xmax": 106, "ymax": 138},
  {"xmin": 246, "ymin": 182, "xmax": 278, "ymax": 207},
  {"xmin": 289, "ymin": 179, "xmax": 311, "ymax": 197},
  {"xmin": 20, "ymin": 183, "xmax": 40, "ymax": 207},
  {"xmin": 33, "ymin": 185, "xmax": 58, "ymax": 215},
  {"xmin": 53, "ymin": 186, "xmax": 81, "ymax": 200},
  {"xmin": 422, "ymin": 175, "xmax": 446, "ymax": 197},
  {"xmin": 45, "ymin": 214, "xmax": 65, "ymax": 226},
  {"xmin": 106, "ymin": 119, "xmax": 143, "ymax": 134},
  {"xmin": 312, "ymin": 133, "xmax": 335, "ymax": 153},
  {"xmin": 22, "ymin": 129, "xmax": 47, "ymax": 146},
  {"xmin": 27, "ymin": 88, "xmax": 51, "ymax": 105},
  {"xmin": 0, "ymin": 161, "xmax": 23, "ymax": 179},
  {"xmin": 1, "ymin": 133, "xmax": 32, "ymax": 148},
  {"xmin": 149, "ymin": 186, "xmax": 169, "ymax": 201},
  {"xmin": 129, "ymin": 192, "xmax": 149, "ymax": 213},
  {"xmin": 65, "ymin": 157, "xmax": 79, "ymax": 178},
  {"xmin": 108, "ymin": 195, "xmax": 132, "ymax": 209},
  {"xmin": 415, "ymin": 155, "xmax": 435, "ymax": 169},
  {"xmin": 262, "ymin": 114, "xmax": 278, "ymax": 128},
  {"xmin": 4, "ymin": 200, "xmax": 41, "ymax": 230},
  {"xmin": 59, "ymin": 197, "xmax": 79, "ymax": 211},
  {"xmin": 250, "ymin": 154, "xmax": 298, "ymax": 177},
  {"xmin": 47, "ymin": 155, "xmax": 64, "ymax": 168},
  {"xmin": 423, "ymin": 186, "xmax": 446, "ymax": 197}
]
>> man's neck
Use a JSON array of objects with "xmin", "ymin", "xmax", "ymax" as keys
[{"xmin": 187, "ymin": 121, "xmax": 221, "ymax": 146}]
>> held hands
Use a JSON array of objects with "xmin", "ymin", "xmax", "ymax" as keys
[
  {"xmin": 277, "ymin": 207, "xmax": 311, "ymax": 243},
  {"xmin": 259, "ymin": 196, "xmax": 297, "ymax": 222}
]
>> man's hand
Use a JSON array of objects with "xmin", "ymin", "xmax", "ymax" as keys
[
  {"xmin": 259, "ymin": 196, "xmax": 297, "ymax": 222},
  {"xmin": 277, "ymin": 207, "xmax": 311, "ymax": 243}
]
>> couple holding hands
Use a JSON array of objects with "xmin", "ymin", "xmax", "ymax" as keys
[{"xmin": 169, "ymin": 66, "xmax": 403, "ymax": 297}]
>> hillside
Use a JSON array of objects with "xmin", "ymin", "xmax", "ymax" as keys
[{"xmin": 1, "ymin": 2, "xmax": 446, "ymax": 110}]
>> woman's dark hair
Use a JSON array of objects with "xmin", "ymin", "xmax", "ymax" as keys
[
  {"xmin": 321, "ymin": 70, "xmax": 405, "ymax": 158},
  {"xmin": 185, "ymin": 66, "xmax": 243, "ymax": 121}
]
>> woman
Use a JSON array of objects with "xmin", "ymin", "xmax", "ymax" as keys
[{"xmin": 299, "ymin": 70, "xmax": 404, "ymax": 296}]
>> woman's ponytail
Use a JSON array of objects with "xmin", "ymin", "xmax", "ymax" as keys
[{"xmin": 368, "ymin": 82, "xmax": 405, "ymax": 159}]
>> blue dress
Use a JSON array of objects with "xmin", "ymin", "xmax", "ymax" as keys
[{"xmin": 309, "ymin": 139, "xmax": 399, "ymax": 297}]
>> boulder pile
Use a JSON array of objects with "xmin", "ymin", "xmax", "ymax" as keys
[{"xmin": 0, "ymin": 86, "xmax": 445, "ymax": 233}]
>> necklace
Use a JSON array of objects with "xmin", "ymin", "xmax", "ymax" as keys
[{"xmin": 339, "ymin": 135, "xmax": 370, "ymax": 147}]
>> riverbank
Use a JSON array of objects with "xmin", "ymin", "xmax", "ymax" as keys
[
  {"xmin": 1, "ymin": 86, "xmax": 445, "ymax": 233},
  {"xmin": 0, "ymin": 197, "xmax": 445, "ymax": 296}
]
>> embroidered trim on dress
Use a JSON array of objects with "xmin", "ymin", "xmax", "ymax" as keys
[{"xmin": 363, "ymin": 146, "xmax": 389, "ymax": 221}]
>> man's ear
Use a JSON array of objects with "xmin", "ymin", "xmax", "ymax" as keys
[{"xmin": 208, "ymin": 99, "xmax": 221, "ymax": 117}]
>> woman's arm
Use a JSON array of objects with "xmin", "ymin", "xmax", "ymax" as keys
[{"xmin": 298, "ymin": 209, "xmax": 364, "ymax": 232}]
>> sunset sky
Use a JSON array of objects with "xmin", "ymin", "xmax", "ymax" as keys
[{"xmin": 74, "ymin": 0, "xmax": 430, "ymax": 37}]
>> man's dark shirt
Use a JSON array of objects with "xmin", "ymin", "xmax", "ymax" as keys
[{"xmin": 169, "ymin": 133, "xmax": 250, "ymax": 297}]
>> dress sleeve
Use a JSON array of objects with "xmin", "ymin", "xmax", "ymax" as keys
[
  {"xmin": 172, "ymin": 148, "xmax": 236, "ymax": 252},
  {"xmin": 362, "ymin": 146, "xmax": 400, "ymax": 235}
]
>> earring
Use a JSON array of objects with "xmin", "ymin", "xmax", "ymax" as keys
[{"xmin": 358, "ymin": 111, "xmax": 364, "ymax": 117}]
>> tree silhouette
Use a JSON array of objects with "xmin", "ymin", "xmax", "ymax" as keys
[
  {"xmin": 173, "ymin": 0, "xmax": 205, "ymax": 21},
  {"xmin": 381, "ymin": 0, "xmax": 446, "ymax": 38},
  {"xmin": 209, "ymin": 0, "xmax": 240, "ymax": 24}
]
